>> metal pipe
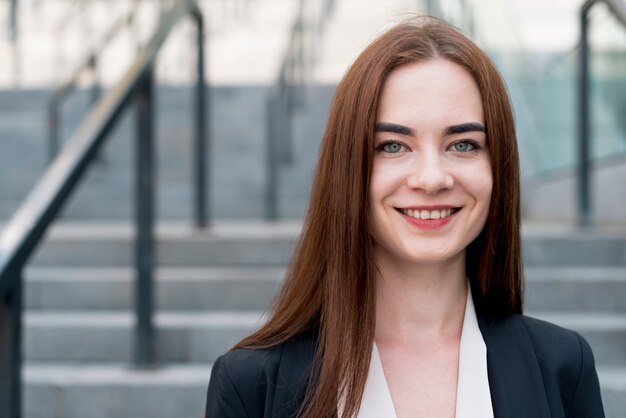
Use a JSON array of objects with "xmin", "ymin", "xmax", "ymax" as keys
[
  {"xmin": 9, "ymin": 0, "xmax": 18, "ymax": 42},
  {"xmin": 89, "ymin": 54, "xmax": 102, "ymax": 106},
  {"xmin": 266, "ymin": 94, "xmax": 279, "ymax": 219},
  {"xmin": 0, "ymin": 269, "xmax": 22, "ymax": 418},
  {"xmin": 134, "ymin": 67, "xmax": 156, "ymax": 366},
  {"xmin": 578, "ymin": 3, "xmax": 592, "ymax": 226},
  {"xmin": 192, "ymin": 7, "xmax": 208, "ymax": 228},
  {"xmin": 48, "ymin": 99, "xmax": 60, "ymax": 162}
]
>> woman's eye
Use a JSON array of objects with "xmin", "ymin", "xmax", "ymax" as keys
[
  {"xmin": 379, "ymin": 142, "xmax": 405, "ymax": 153},
  {"xmin": 451, "ymin": 141, "xmax": 477, "ymax": 152}
]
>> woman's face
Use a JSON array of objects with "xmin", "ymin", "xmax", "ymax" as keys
[{"xmin": 368, "ymin": 59, "xmax": 492, "ymax": 267}]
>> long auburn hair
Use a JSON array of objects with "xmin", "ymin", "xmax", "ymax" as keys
[{"xmin": 235, "ymin": 17, "xmax": 522, "ymax": 418}]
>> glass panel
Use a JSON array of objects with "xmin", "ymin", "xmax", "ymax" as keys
[
  {"xmin": 589, "ymin": 3, "xmax": 626, "ymax": 162},
  {"xmin": 438, "ymin": 0, "xmax": 626, "ymax": 177},
  {"xmin": 438, "ymin": 0, "xmax": 577, "ymax": 176}
]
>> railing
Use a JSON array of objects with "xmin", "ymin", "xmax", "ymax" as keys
[
  {"xmin": 8, "ymin": 0, "xmax": 18, "ymax": 41},
  {"xmin": 265, "ymin": 0, "xmax": 335, "ymax": 219},
  {"xmin": 47, "ymin": 1, "xmax": 140, "ymax": 161},
  {"xmin": 0, "ymin": 1, "xmax": 207, "ymax": 416},
  {"xmin": 578, "ymin": 0, "xmax": 626, "ymax": 225}
]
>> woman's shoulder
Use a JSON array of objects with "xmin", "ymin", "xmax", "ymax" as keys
[
  {"xmin": 481, "ymin": 312, "xmax": 592, "ymax": 358},
  {"xmin": 485, "ymin": 313, "xmax": 604, "ymax": 416},
  {"xmin": 478, "ymin": 312, "xmax": 604, "ymax": 416},
  {"xmin": 485, "ymin": 313, "xmax": 596, "ymax": 370},
  {"xmin": 215, "ymin": 328, "xmax": 318, "ymax": 381},
  {"xmin": 518, "ymin": 314, "xmax": 586, "ymax": 349},
  {"xmin": 515, "ymin": 314, "xmax": 596, "ymax": 368},
  {"xmin": 206, "ymin": 330, "xmax": 318, "ymax": 418}
]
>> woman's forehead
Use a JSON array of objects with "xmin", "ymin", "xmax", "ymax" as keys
[{"xmin": 376, "ymin": 59, "xmax": 484, "ymax": 130}]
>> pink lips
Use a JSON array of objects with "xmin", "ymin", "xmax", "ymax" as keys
[{"xmin": 397, "ymin": 206, "xmax": 459, "ymax": 230}]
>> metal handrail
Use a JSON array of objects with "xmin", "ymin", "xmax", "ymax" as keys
[
  {"xmin": 48, "ymin": 1, "xmax": 140, "ymax": 160},
  {"xmin": 265, "ymin": 0, "xmax": 335, "ymax": 219},
  {"xmin": 578, "ymin": 0, "xmax": 626, "ymax": 225},
  {"xmin": 8, "ymin": 0, "xmax": 18, "ymax": 41},
  {"xmin": 0, "ymin": 1, "xmax": 207, "ymax": 416}
]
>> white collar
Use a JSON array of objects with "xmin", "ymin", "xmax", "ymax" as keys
[
  {"xmin": 354, "ymin": 287, "xmax": 493, "ymax": 418},
  {"xmin": 455, "ymin": 286, "xmax": 493, "ymax": 418}
]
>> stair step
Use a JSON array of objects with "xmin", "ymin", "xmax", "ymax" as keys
[
  {"xmin": 25, "ymin": 311, "xmax": 264, "ymax": 363},
  {"xmin": 25, "ymin": 310, "xmax": 625, "ymax": 366},
  {"xmin": 598, "ymin": 368, "xmax": 626, "ymax": 418},
  {"xmin": 528, "ymin": 312, "xmax": 626, "ymax": 367},
  {"xmin": 24, "ymin": 363, "xmax": 211, "ymax": 418},
  {"xmin": 22, "ymin": 363, "xmax": 626, "ymax": 418},
  {"xmin": 25, "ymin": 266, "xmax": 283, "ymax": 310},
  {"xmin": 23, "ymin": 222, "xmax": 626, "ymax": 266},
  {"xmin": 29, "ymin": 222, "xmax": 300, "ymax": 267},
  {"xmin": 25, "ymin": 265, "xmax": 626, "ymax": 311},
  {"xmin": 521, "ymin": 225, "xmax": 626, "ymax": 266},
  {"xmin": 524, "ymin": 267, "xmax": 626, "ymax": 311}
]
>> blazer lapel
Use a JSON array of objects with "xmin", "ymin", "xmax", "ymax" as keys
[
  {"xmin": 272, "ymin": 330, "xmax": 318, "ymax": 417},
  {"xmin": 477, "ymin": 314, "xmax": 551, "ymax": 418}
]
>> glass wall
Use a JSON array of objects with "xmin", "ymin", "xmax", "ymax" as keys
[
  {"xmin": 589, "ymin": 3, "xmax": 626, "ymax": 163},
  {"xmin": 438, "ymin": 0, "xmax": 626, "ymax": 178}
]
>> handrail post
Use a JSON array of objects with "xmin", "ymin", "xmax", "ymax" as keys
[
  {"xmin": 134, "ymin": 66, "xmax": 156, "ymax": 366},
  {"xmin": 48, "ymin": 98, "xmax": 60, "ymax": 162},
  {"xmin": 578, "ymin": 3, "xmax": 592, "ymax": 226},
  {"xmin": 89, "ymin": 54, "xmax": 102, "ymax": 106},
  {"xmin": 9, "ymin": 0, "xmax": 18, "ymax": 41},
  {"xmin": 192, "ymin": 7, "xmax": 208, "ymax": 228},
  {"xmin": 0, "ymin": 269, "xmax": 23, "ymax": 418},
  {"xmin": 266, "ymin": 93, "xmax": 279, "ymax": 220}
]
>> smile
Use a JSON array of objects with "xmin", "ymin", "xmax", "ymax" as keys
[{"xmin": 397, "ymin": 207, "xmax": 459, "ymax": 220}]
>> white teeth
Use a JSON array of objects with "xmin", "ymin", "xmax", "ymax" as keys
[{"xmin": 402, "ymin": 208, "xmax": 454, "ymax": 220}]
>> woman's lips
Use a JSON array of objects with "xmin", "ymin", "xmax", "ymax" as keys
[{"xmin": 396, "ymin": 207, "xmax": 461, "ymax": 230}]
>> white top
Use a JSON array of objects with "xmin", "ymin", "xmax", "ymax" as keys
[{"xmin": 354, "ymin": 288, "xmax": 494, "ymax": 418}]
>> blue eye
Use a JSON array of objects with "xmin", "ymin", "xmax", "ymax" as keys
[
  {"xmin": 452, "ymin": 141, "xmax": 477, "ymax": 152},
  {"xmin": 379, "ymin": 142, "xmax": 405, "ymax": 153}
]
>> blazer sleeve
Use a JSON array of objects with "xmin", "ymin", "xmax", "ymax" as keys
[
  {"xmin": 205, "ymin": 355, "xmax": 250, "ymax": 418},
  {"xmin": 567, "ymin": 332, "xmax": 605, "ymax": 418}
]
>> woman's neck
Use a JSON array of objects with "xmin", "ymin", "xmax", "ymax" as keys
[{"xmin": 374, "ymin": 251, "xmax": 468, "ymax": 346}]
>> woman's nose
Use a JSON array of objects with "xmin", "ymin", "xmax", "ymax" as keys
[{"xmin": 405, "ymin": 154, "xmax": 454, "ymax": 194}]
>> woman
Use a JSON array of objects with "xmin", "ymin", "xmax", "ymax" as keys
[{"xmin": 206, "ymin": 17, "xmax": 604, "ymax": 418}]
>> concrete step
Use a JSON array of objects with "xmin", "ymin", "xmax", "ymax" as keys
[
  {"xmin": 22, "ymin": 363, "xmax": 626, "ymax": 418},
  {"xmin": 25, "ymin": 265, "xmax": 626, "ymax": 312},
  {"xmin": 521, "ymin": 225, "xmax": 626, "ymax": 266},
  {"xmin": 524, "ymin": 267, "xmax": 626, "ymax": 312},
  {"xmin": 28, "ymin": 222, "xmax": 300, "ymax": 267},
  {"xmin": 598, "ymin": 367, "xmax": 626, "ymax": 418},
  {"xmin": 25, "ymin": 266, "xmax": 283, "ymax": 311},
  {"xmin": 25, "ymin": 311, "xmax": 263, "ymax": 364},
  {"xmin": 22, "ymin": 222, "xmax": 626, "ymax": 267},
  {"xmin": 528, "ymin": 312, "xmax": 626, "ymax": 368},
  {"xmin": 25, "ymin": 310, "xmax": 625, "ymax": 367},
  {"xmin": 24, "ymin": 363, "xmax": 211, "ymax": 418}
]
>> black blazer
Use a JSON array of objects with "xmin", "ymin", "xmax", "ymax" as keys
[{"xmin": 205, "ymin": 314, "xmax": 604, "ymax": 418}]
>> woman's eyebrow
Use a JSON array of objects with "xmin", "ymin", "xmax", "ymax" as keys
[
  {"xmin": 444, "ymin": 122, "xmax": 486, "ymax": 135},
  {"xmin": 375, "ymin": 122, "xmax": 415, "ymax": 136}
]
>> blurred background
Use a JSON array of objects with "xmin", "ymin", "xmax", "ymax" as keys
[{"xmin": 0, "ymin": 0, "xmax": 625, "ymax": 416}]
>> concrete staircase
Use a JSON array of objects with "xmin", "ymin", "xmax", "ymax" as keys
[
  {"xmin": 23, "ymin": 222, "xmax": 296, "ymax": 418},
  {"xmin": 16, "ymin": 222, "xmax": 626, "ymax": 417},
  {"xmin": 522, "ymin": 226, "xmax": 626, "ymax": 417}
]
